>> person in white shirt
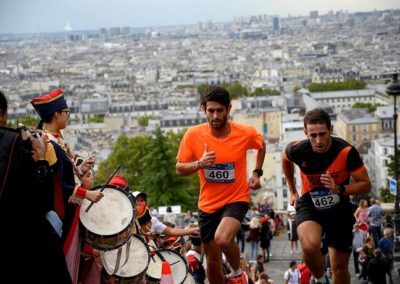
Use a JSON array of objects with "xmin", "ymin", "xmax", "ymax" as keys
[
  {"xmin": 284, "ymin": 261, "xmax": 301, "ymax": 284},
  {"xmin": 163, "ymin": 206, "xmax": 178, "ymax": 227}
]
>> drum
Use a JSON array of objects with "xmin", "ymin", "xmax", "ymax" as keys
[
  {"xmin": 100, "ymin": 234, "xmax": 150, "ymax": 284},
  {"xmin": 80, "ymin": 184, "xmax": 136, "ymax": 250},
  {"xmin": 145, "ymin": 251, "xmax": 163, "ymax": 284},
  {"xmin": 183, "ymin": 271, "xmax": 196, "ymax": 284},
  {"xmin": 159, "ymin": 249, "xmax": 188, "ymax": 284}
]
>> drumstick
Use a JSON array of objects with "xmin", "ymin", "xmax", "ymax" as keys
[
  {"xmin": 85, "ymin": 165, "xmax": 121, "ymax": 213},
  {"xmin": 88, "ymin": 152, "xmax": 96, "ymax": 183}
]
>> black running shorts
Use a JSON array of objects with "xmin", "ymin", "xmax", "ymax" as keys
[
  {"xmin": 295, "ymin": 193, "xmax": 355, "ymax": 253},
  {"xmin": 198, "ymin": 202, "xmax": 249, "ymax": 242}
]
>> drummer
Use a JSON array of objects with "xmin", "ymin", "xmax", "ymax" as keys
[
  {"xmin": 133, "ymin": 190, "xmax": 200, "ymax": 243},
  {"xmin": 106, "ymin": 175, "xmax": 200, "ymax": 241}
]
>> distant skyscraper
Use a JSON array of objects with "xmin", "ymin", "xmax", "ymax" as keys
[
  {"xmin": 272, "ymin": 17, "xmax": 280, "ymax": 31},
  {"xmin": 310, "ymin": 10, "xmax": 319, "ymax": 19}
]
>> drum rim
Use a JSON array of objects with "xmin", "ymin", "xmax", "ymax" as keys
[
  {"xmin": 91, "ymin": 183, "xmax": 136, "ymax": 204},
  {"xmin": 102, "ymin": 233, "xmax": 151, "ymax": 278},
  {"xmin": 79, "ymin": 184, "xmax": 136, "ymax": 237},
  {"xmin": 158, "ymin": 248, "xmax": 188, "ymax": 284},
  {"xmin": 79, "ymin": 184, "xmax": 137, "ymax": 250}
]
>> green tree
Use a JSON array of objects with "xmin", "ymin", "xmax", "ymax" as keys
[
  {"xmin": 138, "ymin": 128, "xmax": 198, "ymax": 209},
  {"xmin": 250, "ymin": 87, "xmax": 280, "ymax": 96},
  {"xmin": 308, "ymin": 80, "xmax": 366, "ymax": 92},
  {"xmin": 352, "ymin": 102, "xmax": 383, "ymax": 113},
  {"xmin": 96, "ymin": 135, "xmax": 152, "ymax": 191},
  {"xmin": 379, "ymin": 186, "xmax": 395, "ymax": 203},
  {"xmin": 197, "ymin": 83, "xmax": 209, "ymax": 99},
  {"xmin": 96, "ymin": 128, "xmax": 199, "ymax": 211},
  {"xmin": 197, "ymin": 82, "xmax": 248, "ymax": 100},
  {"xmin": 87, "ymin": 116, "xmax": 104, "ymax": 123},
  {"xmin": 137, "ymin": 116, "xmax": 159, "ymax": 127},
  {"xmin": 223, "ymin": 82, "xmax": 248, "ymax": 99},
  {"xmin": 8, "ymin": 115, "xmax": 40, "ymax": 128},
  {"xmin": 379, "ymin": 151, "xmax": 400, "ymax": 203}
]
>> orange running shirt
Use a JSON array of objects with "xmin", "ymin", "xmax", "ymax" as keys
[
  {"xmin": 285, "ymin": 136, "xmax": 365, "ymax": 196},
  {"xmin": 177, "ymin": 121, "xmax": 264, "ymax": 213}
]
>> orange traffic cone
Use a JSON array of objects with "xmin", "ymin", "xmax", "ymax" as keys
[{"xmin": 160, "ymin": 260, "xmax": 174, "ymax": 284}]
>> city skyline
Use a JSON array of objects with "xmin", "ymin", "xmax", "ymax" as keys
[{"xmin": 1, "ymin": 0, "xmax": 399, "ymax": 34}]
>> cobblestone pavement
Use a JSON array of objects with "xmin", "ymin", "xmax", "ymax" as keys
[{"xmin": 203, "ymin": 233, "xmax": 400, "ymax": 283}]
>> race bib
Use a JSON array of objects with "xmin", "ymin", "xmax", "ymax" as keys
[
  {"xmin": 204, "ymin": 163, "xmax": 235, "ymax": 183},
  {"xmin": 309, "ymin": 188, "xmax": 340, "ymax": 211}
]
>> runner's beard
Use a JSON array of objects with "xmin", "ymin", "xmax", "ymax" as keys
[{"xmin": 210, "ymin": 117, "xmax": 227, "ymax": 130}]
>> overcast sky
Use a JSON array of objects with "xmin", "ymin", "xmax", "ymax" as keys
[{"xmin": 0, "ymin": 0, "xmax": 399, "ymax": 34}]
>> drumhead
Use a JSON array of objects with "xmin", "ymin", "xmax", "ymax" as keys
[
  {"xmin": 159, "ymin": 249, "xmax": 188, "ymax": 284},
  {"xmin": 80, "ymin": 185, "xmax": 135, "ymax": 235},
  {"xmin": 101, "ymin": 234, "xmax": 150, "ymax": 278},
  {"xmin": 146, "ymin": 251, "xmax": 162, "ymax": 280},
  {"xmin": 183, "ymin": 271, "xmax": 196, "ymax": 284}
]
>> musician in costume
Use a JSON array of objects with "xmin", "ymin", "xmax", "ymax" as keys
[
  {"xmin": 0, "ymin": 91, "xmax": 72, "ymax": 283},
  {"xmin": 31, "ymin": 89, "xmax": 104, "ymax": 283}
]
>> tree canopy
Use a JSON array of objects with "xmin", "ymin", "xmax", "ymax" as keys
[
  {"xmin": 197, "ymin": 82, "xmax": 279, "ymax": 100},
  {"xmin": 352, "ymin": 102, "xmax": 383, "ymax": 113},
  {"xmin": 96, "ymin": 128, "xmax": 199, "ymax": 211},
  {"xmin": 308, "ymin": 80, "xmax": 366, "ymax": 92}
]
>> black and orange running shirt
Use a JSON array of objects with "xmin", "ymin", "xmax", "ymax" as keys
[{"xmin": 285, "ymin": 136, "xmax": 365, "ymax": 197}]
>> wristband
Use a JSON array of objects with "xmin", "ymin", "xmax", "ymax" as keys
[
  {"xmin": 76, "ymin": 186, "xmax": 87, "ymax": 198},
  {"xmin": 197, "ymin": 160, "xmax": 203, "ymax": 170}
]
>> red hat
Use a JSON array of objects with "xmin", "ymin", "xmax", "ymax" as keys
[
  {"xmin": 109, "ymin": 175, "xmax": 127, "ymax": 188},
  {"xmin": 31, "ymin": 89, "xmax": 68, "ymax": 119}
]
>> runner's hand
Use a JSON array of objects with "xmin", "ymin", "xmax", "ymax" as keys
[
  {"xmin": 320, "ymin": 171, "xmax": 339, "ymax": 194},
  {"xmin": 290, "ymin": 191, "xmax": 299, "ymax": 207},
  {"xmin": 248, "ymin": 174, "xmax": 261, "ymax": 190},
  {"xmin": 199, "ymin": 144, "xmax": 216, "ymax": 169}
]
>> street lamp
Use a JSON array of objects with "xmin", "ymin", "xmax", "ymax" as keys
[{"xmin": 386, "ymin": 73, "xmax": 400, "ymax": 255}]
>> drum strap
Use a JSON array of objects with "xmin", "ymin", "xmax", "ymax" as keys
[{"xmin": 101, "ymin": 240, "xmax": 132, "ymax": 275}]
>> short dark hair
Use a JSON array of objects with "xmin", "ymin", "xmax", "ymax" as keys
[
  {"xmin": 303, "ymin": 108, "xmax": 331, "ymax": 129},
  {"xmin": 289, "ymin": 260, "xmax": 297, "ymax": 268},
  {"xmin": 0, "ymin": 91, "xmax": 7, "ymax": 113},
  {"xmin": 201, "ymin": 85, "xmax": 231, "ymax": 109}
]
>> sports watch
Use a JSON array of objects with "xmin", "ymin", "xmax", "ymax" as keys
[{"xmin": 253, "ymin": 168, "xmax": 263, "ymax": 177}]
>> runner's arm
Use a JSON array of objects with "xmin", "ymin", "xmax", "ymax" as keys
[
  {"xmin": 342, "ymin": 168, "xmax": 371, "ymax": 195},
  {"xmin": 281, "ymin": 151, "xmax": 297, "ymax": 194},
  {"xmin": 176, "ymin": 160, "xmax": 200, "ymax": 176},
  {"xmin": 254, "ymin": 140, "xmax": 266, "ymax": 170}
]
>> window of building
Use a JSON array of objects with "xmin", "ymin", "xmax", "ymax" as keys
[
  {"xmin": 282, "ymin": 177, "xmax": 287, "ymax": 185},
  {"xmin": 283, "ymin": 189, "xmax": 288, "ymax": 198}
]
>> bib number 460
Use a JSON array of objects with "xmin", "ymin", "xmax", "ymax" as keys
[{"xmin": 208, "ymin": 170, "xmax": 229, "ymax": 179}]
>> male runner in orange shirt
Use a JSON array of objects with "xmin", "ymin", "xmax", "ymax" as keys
[{"xmin": 176, "ymin": 85, "xmax": 266, "ymax": 284}]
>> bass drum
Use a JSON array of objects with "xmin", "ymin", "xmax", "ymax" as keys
[
  {"xmin": 80, "ymin": 184, "xmax": 136, "ymax": 251},
  {"xmin": 159, "ymin": 249, "xmax": 188, "ymax": 284},
  {"xmin": 100, "ymin": 234, "xmax": 150, "ymax": 284},
  {"xmin": 183, "ymin": 271, "xmax": 196, "ymax": 284},
  {"xmin": 145, "ymin": 251, "xmax": 163, "ymax": 284}
]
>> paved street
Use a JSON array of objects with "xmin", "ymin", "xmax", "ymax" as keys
[
  {"xmin": 203, "ymin": 233, "xmax": 400, "ymax": 283},
  {"xmin": 241, "ymin": 234, "xmax": 400, "ymax": 283}
]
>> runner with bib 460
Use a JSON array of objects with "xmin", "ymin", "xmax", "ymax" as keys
[{"xmin": 176, "ymin": 85, "xmax": 266, "ymax": 284}]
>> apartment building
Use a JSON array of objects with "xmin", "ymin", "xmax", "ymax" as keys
[
  {"xmin": 365, "ymin": 135, "xmax": 398, "ymax": 196},
  {"xmin": 335, "ymin": 109, "xmax": 380, "ymax": 147}
]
